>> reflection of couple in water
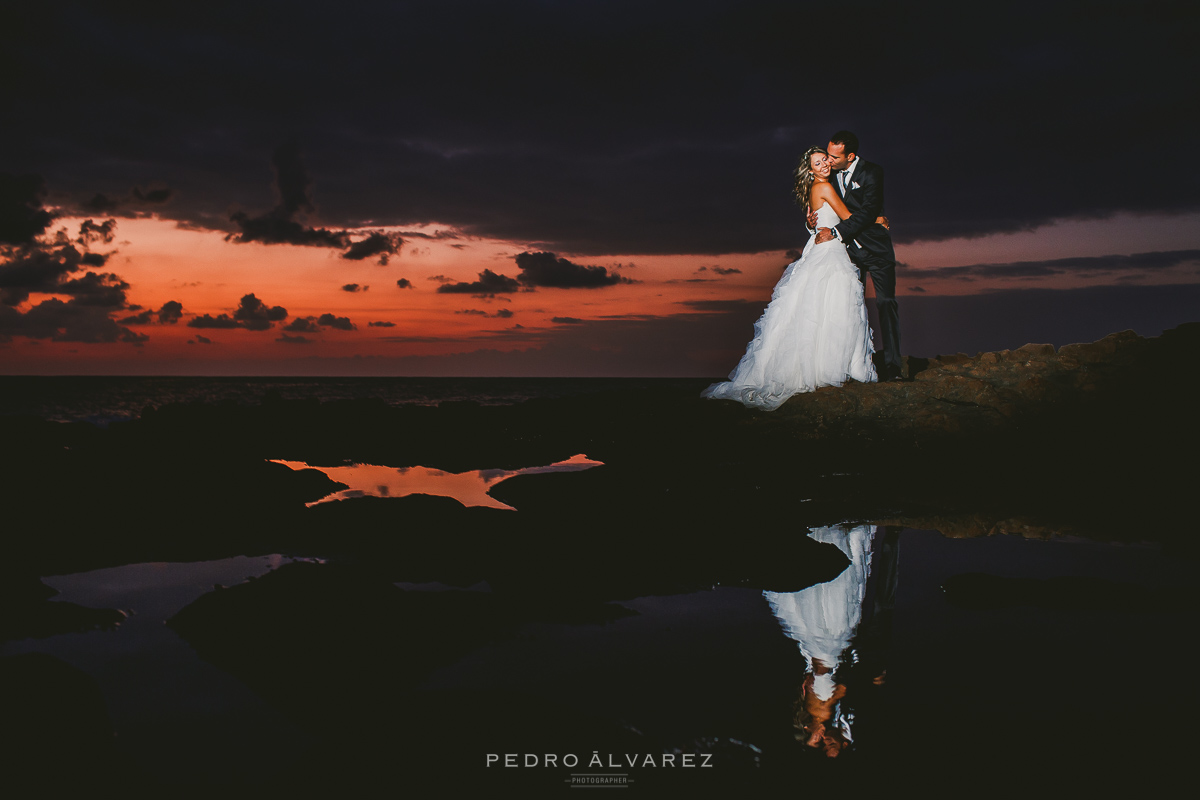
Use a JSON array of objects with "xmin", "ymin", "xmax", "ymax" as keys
[{"xmin": 764, "ymin": 523, "xmax": 898, "ymax": 758}]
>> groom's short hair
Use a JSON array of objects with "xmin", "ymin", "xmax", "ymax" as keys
[{"xmin": 829, "ymin": 130, "xmax": 859, "ymax": 156}]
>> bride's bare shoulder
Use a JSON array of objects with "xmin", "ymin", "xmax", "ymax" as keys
[{"xmin": 808, "ymin": 181, "xmax": 835, "ymax": 207}]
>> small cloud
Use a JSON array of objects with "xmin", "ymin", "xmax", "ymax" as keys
[
  {"xmin": 283, "ymin": 317, "xmax": 320, "ymax": 333},
  {"xmin": 341, "ymin": 231, "xmax": 402, "ymax": 265},
  {"xmin": 494, "ymin": 308, "xmax": 514, "ymax": 318},
  {"xmin": 367, "ymin": 320, "xmax": 395, "ymax": 327},
  {"xmin": 436, "ymin": 269, "xmax": 521, "ymax": 297},
  {"xmin": 910, "ymin": 286, "xmax": 927, "ymax": 293},
  {"xmin": 194, "ymin": 335, "xmax": 213, "ymax": 344},
  {"xmin": 551, "ymin": 316, "xmax": 585, "ymax": 324},
  {"xmin": 276, "ymin": 333, "xmax": 313, "ymax": 344},
  {"xmin": 157, "ymin": 300, "xmax": 183, "ymax": 324},
  {"xmin": 342, "ymin": 283, "xmax": 368, "ymax": 292},
  {"xmin": 711, "ymin": 266, "xmax": 741, "ymax": 275},
  {"xmin": 232, "ymin": 293, "xmax": 287, "ymax": 331},
  {"xmin": 396, "ymin": 278, "xmax": 413, "ymax": 289},
  {"xmin": 514, "ymin": 251, "xmax": 633, "ymax": 289},
  {"xmin": 317, "ymin": 313, "xmax": 354, "ymax": 331},
  {"xmin": 455, "ymin": 309, "xmax": 489, "ymax": 316},
  {"xmin": 427, "ymin": 275, "xmax": 453, "ymax": 283},
  {"xmin": 119, "ymin": 309, "xmax": 154, "ymax": 325},
  {"xmin": 187, "ymin": 313, "xmax": 240, "ymax": 329}
]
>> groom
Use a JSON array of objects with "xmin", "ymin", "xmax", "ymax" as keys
[{"xmin": 811, "ymin": 131, "xmax": 903, "ymax": 381}]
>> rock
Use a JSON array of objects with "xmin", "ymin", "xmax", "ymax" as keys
[
  {"xmin": 1057, "ymin": 329, "xmax": 1143, "ymax": 363},
  {"xmin": 0, "ymin": 653, "xmax": 117, "ymax": 782},
  {"xmin": 1004, "ymin": 343, "xmax": 1056, "ymax": 362},
  {"xmin": 941, "ymin": 572, "xmax": 1177, "ymax": 611}
]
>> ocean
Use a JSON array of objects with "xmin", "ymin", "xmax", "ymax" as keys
[{"xmin": 0, "ymin": 375, "xmax": 714, "ymax": 425}]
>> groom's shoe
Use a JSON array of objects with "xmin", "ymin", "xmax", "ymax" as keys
[{"xmin": 880, "ymin": 365, "xmax": 905, "ymax": 382}]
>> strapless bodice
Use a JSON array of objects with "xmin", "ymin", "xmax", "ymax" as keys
[{"xmin": 814, "ymin": 202, "xmax": 841, "ymax": 230}]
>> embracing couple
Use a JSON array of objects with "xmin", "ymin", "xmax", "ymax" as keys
[{"xmin": 702, "ymin": 130, "xmax": 902, "ymax": 411}]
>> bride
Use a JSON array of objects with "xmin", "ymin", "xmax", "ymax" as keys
[{"xmin": 702, "ymin": 147, "xmax": 877, "ymax": 410}]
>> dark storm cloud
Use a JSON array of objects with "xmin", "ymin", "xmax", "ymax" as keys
[
  {"xmin": 157, "ymin": 300, "xmax": 183, "ymax": 323},
  {"xmin": 185, "ymin": 293, "xmax": 287, "ymax": 330},
  {"xmin": 0, "ymin": 297, "xmax": 148, "ymax": 344},
  {"xmin": 76, "ymin": 219, "xmax": 116, "ymax": 246},
  {"xmin": 0, "ymin": 174, "xmax": 54, "ymax": 245},
  {"xmin": 122, "ymin": 300, "xmax": 183, "ymax": 325},
  {"xmin": 0, "ymin": 244, "xmax": 97, "ymax": 305},
  {"xmin": 226, "ymin": 142, "xmax": 350, "ymax": 249},
  {"xmin": 56, "ymin": 272, "xmax": 129, "ymax": 307},
  {"xmin": 341, "ymin": 232, "xmax": 403, "ymax": 264},
  {"xmin": 317, "ymin": 313, "xmax": 355, "ymax": 330},
  {"xmin": 132, "ymin": 186, "xmax": 172, "ymax": 204},
  {"xmin": 227, "ymin": 210, "xmax": 347, "ymax": 248},
  {"xmin": 513, "ymin": 251, "xmax": 633, "ymax": 288},
  {"xmin": 232, "ymin": 293, "xmax": 288, "ymax": 330},
  {"xmin": 120, "ymin": 309, "xmax": 154, "ymax": 325},
  {"xmin": 913, "ymin": 249, "xmax": 1200, "ymax": 282},
  {"xmin": 74, "ymin": 187, "xmax": 171, "ymax": 217},
  {"xmin": 436, "ymin": 269, "xmax": 521, "ymax": 296},
  {"xmin": 445, "ymin": 307, "xmax": 519, "ymax": 321},
  {"xmin": 187, "ymin": 314, "xmax": 240, "ymax": 329},
  {"xmin": 4, "ymin": 2, "xmax": 1195, "ymax": 255},
  {"xmin": 0, "ymin": 214, "xmax": 120, "ymax": 305},
  {"xmin": 283, "ymin": 317, "xmax": 320, "ymax": 333},
  {"xmin": 276, "ymin": 333, "xmax": 313, "ymax": 344}
]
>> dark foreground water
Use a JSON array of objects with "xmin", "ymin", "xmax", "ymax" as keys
[
  {"xmin": 4, "ymin": 504, "xmax": 1192, "ymax": 792},
  {"xmin": 2, "ymin": 378, "xmax": 1194, "ymax": 793}
]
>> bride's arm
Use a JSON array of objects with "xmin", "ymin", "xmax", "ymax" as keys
[{"xmin": 817, "ymin": 183, "xmax": 852, "ymax": 220}]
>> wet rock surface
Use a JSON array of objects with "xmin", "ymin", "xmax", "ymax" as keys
[{"xmin": 0, "ymin": 653, "xmax": 117, "ymax": 785}]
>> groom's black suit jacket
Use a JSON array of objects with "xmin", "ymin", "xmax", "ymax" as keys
[{"xmin": 833, "ymin": 159, "xmax": 895, "ymax": 264}]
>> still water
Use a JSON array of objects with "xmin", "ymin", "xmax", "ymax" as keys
[{"xmin": 4, "ymin": 478, "xmax": 1188, "ymax": 790}]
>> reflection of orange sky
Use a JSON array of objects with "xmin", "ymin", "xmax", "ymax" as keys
[
  {"xmin": 272, "ymin": 453, "xmax": 603, "ymax": 510},
  {"xmin": 5, "ymin": 211, "xmax": 1199, "ymax": 372}
]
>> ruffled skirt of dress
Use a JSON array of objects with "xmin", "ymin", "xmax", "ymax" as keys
[{"xmin": 701, "ymin": 237, "xmax": 876, "ymax": 411}]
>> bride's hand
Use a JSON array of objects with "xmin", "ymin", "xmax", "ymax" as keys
[{"xmin": 875, "ymin": 215, "xmax": 890, "ymax": 230}]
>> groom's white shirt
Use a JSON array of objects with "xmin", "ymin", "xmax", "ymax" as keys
[{"xmin": 831, "ymin": 156, "xmax": 860, "ymax": 243}]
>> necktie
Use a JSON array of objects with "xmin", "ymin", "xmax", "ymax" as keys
[{"xmin": 839, "ymin": 171, "xmax": 848, "ymax": 193}]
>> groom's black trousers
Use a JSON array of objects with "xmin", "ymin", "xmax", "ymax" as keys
[{"xmin": 848, "ymin": 245, "xmax": 902, "ymax": 375}]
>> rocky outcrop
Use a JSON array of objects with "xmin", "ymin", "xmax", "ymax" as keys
[{"xmin": 759, "ymin": 324, "xmax": 1198, "ymax": 440}]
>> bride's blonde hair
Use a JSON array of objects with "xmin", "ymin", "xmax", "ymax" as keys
[{"xmin": 793, "ymin": 145, "xmax": 828, "ymax": 217}]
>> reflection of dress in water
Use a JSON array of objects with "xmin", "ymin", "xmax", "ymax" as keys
[{"xmin": 764, "ymin": 524, "xmax": 876, "ymax": 735}]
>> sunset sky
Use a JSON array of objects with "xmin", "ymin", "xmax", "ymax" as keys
[{"xmin": 2, "ymin": 1, "xmax": 1197, "ymax": 376}]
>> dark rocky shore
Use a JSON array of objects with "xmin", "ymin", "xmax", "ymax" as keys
[
  {"xmin": 3, "ymin": 321, "xmax": 1195, "ymax": 584},
  {"xmin": 2, "ymin": 322, "xmax": 1196, "ymax": 791}
]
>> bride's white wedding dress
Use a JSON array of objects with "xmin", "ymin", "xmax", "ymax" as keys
[{"xmin": 702, "ymin": 202, "xmax": 876, "ymax": 410}]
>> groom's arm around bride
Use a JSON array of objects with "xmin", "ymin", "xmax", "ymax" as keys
[{"xmin": 812, "ymin": 131, "xmax": 903, "ymax": 380}]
